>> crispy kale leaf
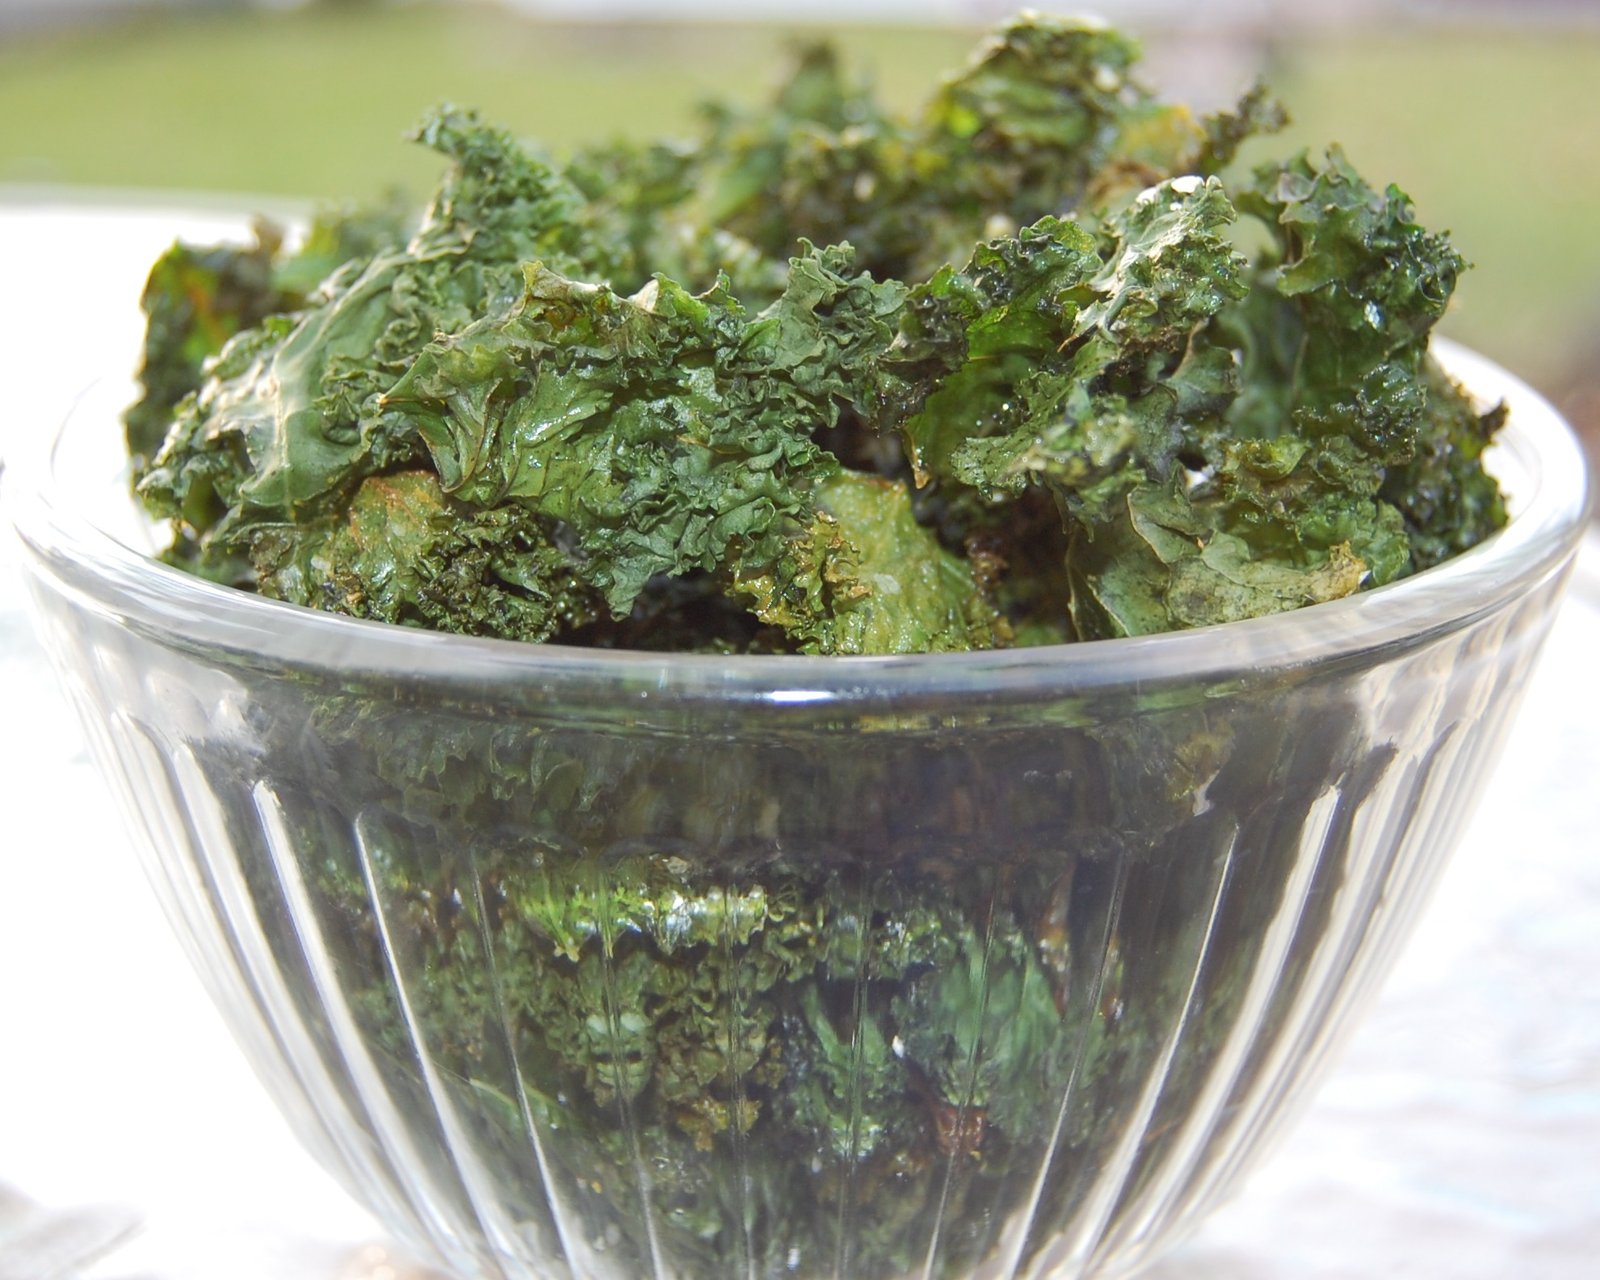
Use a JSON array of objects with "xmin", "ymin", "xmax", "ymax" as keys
[
  {"xmin": 126, "ymin": 201, "xmax": 412, "ymax": 478},
  {"xmin": 732, "ymin": 469, "xmax": 1009, "ymax": 654},
  {"xmin": 687, "ymin": 15, "xmax": 1266, "ymax": 286},
  {"xmin": 250, "ymin": 470, "xmax": 606, "ymax": 643},
  {"xmin": 934, "ymin": 153, "xmax": 1494, "ymax": 638},
  {"xmin": 138, "ymin": 110, "xmax": 604, "ymax": 539},
  {"xmin": 378, "ymin": 245, "xmax": 1003, "ymax": 649},
  {"xmin": 126, "ymin": 227, "xmax": 287, "ymax": 477}
]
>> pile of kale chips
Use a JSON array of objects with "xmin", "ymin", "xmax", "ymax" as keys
[
  {"xmin": 120, "ymin": 18, "xmax": 1515, "ymax": 1277},
  {"xmin": 128, "ymin": 14, "xmax": 1505, "ymax": 654}
]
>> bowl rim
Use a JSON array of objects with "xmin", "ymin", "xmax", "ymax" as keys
[{"xmin": 6, "ymin": 338, "xmax": 1592, "ymax": 707}]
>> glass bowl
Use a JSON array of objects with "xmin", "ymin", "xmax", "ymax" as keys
[{"xmin": 5, "ymin": 342, "xmax": 1590, "ymax": 1280}]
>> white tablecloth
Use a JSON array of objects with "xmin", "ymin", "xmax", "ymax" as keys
[{"xmin": 1, "ymin": 198, "xmax": 1596, "ymax": 1280}]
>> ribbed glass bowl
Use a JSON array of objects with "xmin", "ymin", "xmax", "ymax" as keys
[{"xmin": 5, "ymin": 342, "xmax": 1590, "ymax": 1280}]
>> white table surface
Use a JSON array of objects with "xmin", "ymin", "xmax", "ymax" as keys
[{"xmin": 2, "ymin": 197, "xmax": 1597, "ymax": 1280}]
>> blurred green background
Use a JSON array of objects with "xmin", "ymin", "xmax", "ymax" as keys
[{"xmin": 2, "ymin": 0, "xmax": 1597, "ymax": 462}]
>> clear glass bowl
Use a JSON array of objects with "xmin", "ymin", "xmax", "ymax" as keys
[{"xmin": 5, "ymin": 343, "xmax": 1590, "ymax": 1280}]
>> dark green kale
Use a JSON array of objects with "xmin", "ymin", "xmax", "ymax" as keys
[
  {"xmin": 125, "ymin": 200, "xmax": 412, "ymax": 477},
  {"xmin": 248, "ymin": 470, "xmax": 607, "ymax": 643},
  {"xmin": 125, "ymin": 226, "xmax": 287, "ymax": 477},
  {"xmin": 130, "ymin": 11, "xmax": 1505, "ymax": 653}
]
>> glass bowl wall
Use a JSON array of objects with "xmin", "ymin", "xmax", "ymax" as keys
[{"xmin": 6, "ymin": 343, "xmax": 1590, "ymax": 1280}]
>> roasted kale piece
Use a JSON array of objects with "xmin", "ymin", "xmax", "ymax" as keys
[
  {"xmin": 126, "ymin": 200, "xmax": 411, "ymax": 477},
  {"xmin": 130, "ymin": 12, "xmax": 1505, "ymax": 652}
]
